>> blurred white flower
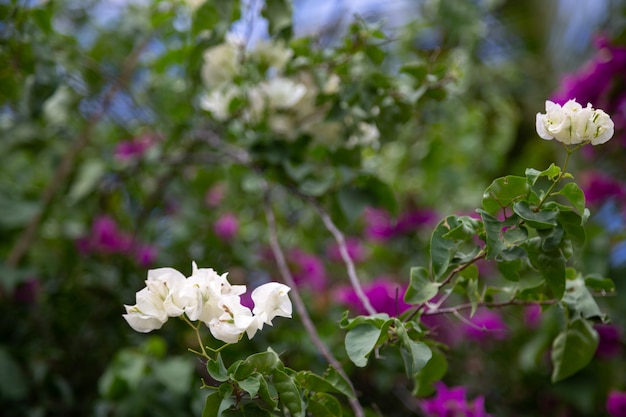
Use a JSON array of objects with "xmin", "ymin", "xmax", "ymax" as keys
[
  {"xmin": 249, "ymin": 40, "xmax": 293, "ymax": 70},
  {"xmin": 260, "ymin": 77, "xmax": 307, "ymax": 110},
  {"xmin": 536, "ymin": 99, "xmax": 614, "ymax": 145},
  {"xmin": 201, "ymin": 43, "xmax": 240, "ymax": 88},
  {"xmin": 200, "ymin": 87, "xmax": 239, "ymax": 121}
]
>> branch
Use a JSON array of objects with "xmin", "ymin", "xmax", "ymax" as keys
[
  {"xmin": 422, "ymin": 298, "xmax": 558, "ymax": 316},
  {"xmin": 263, "ymin": 188, "xmax": 365, "ymax": 417},
  {"xmin": 304, "ymin": 197, "xmax": 377, "ymax": 316},
  {"xmin": 6, "ymin": 35, "xmax": 153, "ymax": 268}
]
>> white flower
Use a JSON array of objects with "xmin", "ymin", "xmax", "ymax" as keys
[
  {"xmin": 201, "ymin": 43, "xmax": 239, "ymax": 88},
  {"xmin": 251, "ymin": 282, "xmax": 292, "ymax": 325},
  {"xmin": 207, "ymin": 294, "xmax": 254, "ymax": 343},
  {"xmin": 249, "ymin": 40, "xmax": 293, "ymax": 70},
  {"xmin": 123, "ymin": 287, "xmax": 168, "ymax": 333},
  {"xmin": 200, "ymin": 87, "xmax": 239, "ymax": 121},
  {"xmin": 536, "ymin": 99, "xmax": 614, "ymax": 145},
  {"xmin": 259, "ymin": 77, "xmax": 307, "ymax": 110}
]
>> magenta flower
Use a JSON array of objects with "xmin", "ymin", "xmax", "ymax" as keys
[
  {"xmin": 523, "ymin": 304, "xmax": 542, "ymax": 329},
  {"xmin": 114, "ymin": 132, "xmax": 159, "ymax": 161},
  {"xmin": 134, "ymin": 244, "xmax": 158, "ymax": 267},
  {"xmin": 289, "ymin": 249, "xmax": 327, "ymax": 291},
  {"xmin": 464, "ymin": 308, "xmax": 507, "ymax": 341},
  {"xmin": 581, "ymin": 171, "xmax": 626, "ymax": 206},
  {"xmin": 607, "ymin": 390, "xmax": 626, "ymax": 417},
  {"xmin": 214, "ymin": 213, "xmax": 239, "ymax": 240},
  {"xmin": 421, "ymin": 382, "xmax": 492, "ymax": 417},
  {"xmin": 595, "ymin": 324, "xmax": 623, "ymax": 360},
  {"xmin": 327, "ymin": 237, "xmax": 366, "ymax": 263},
  {"xmin": 205, "ymin": 183, "xmax": 226, "ymax": 208},
  {"xmin": 335, "ymin": 278, "xmax": 411, "ymax": 316},
  {"xmin": 89, "ymin": 216, "xmax": 133, "ymax": 253},
  {"xmin": 394, "ymin": 209, "xmax": 439, "ymax": 235},
  {"xmin": 364, "ymin": 207, "xmax": 395, "ymax": 241}
]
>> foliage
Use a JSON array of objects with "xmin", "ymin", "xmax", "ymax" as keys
[{"xmin": 2, "ymin": 0, "xmax": 626, "ymax": 417}]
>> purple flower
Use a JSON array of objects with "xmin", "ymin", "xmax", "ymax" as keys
[
  {"xmin": 523, "ymin": 304, "xmax": 542, "ymax": 329},
  {"xmin": 289, "ymin": 249, "xmax": 327, "ymax": 291},
  {"xmin": 335, "ymin": 278, "xmax": 411, "ymax": 316},
  {"xmin": 214, "ymin": 213, "xmax": 239, "ymax": 240},
  {"xmin": 90, "ymin": 216, "xmax": 133, "ymax": 253},
  {"xmin": 421, "ymin": 382, "xmax": 492, "ymax": 417},
  {"xmin": 394, "ymin": 209, "xmax": 439, "ymax": 235},
  {"xmin": 607, "ymin": 390, "xmax": 626, "ymax": 417},
  {"xmin": 327, "ymin": 237, "xmax": 366, "ymax": 263},
  {"xmin": 595, "ymin": 324, "xmax": 623, "ymax": 360},
  {"xmin": 114, "ymin": 132, "xmax": 159, "ymax": 161},
  {"xmin": 134, "ymin": 244, "xmax": 158, "ymax": 267},
  {"xmin": 581, "ymin": 171, "xmax": 626, "ymax": 206},
  {"xmin": 464, "ymin": 308, "xmax": 507, "ymax": 341},
  {"xmin": 205, "ymin": 183, "xmax": 226, "ymax": 208},
  {"xmin": 364, "ymin": 207, "xmax": 395, "ymax": 241}
]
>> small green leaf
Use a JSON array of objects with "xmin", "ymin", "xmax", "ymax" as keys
[
  {"xmin": 232, "ymin": 349, "xmax": 281, "ymax": 380},
  {"xmin": 404, "ymin": 267, "xmax": 440, "ymax": 304},
  {"xmin": 412, "ymin": 348, "xmax": 448, "ymax": 397},
  {"xmin": 238, "ymin": 373, "xmax": 262, "ymax": 398},
  {"xmin": 584, "ymin": 274, "xmax": 615, "ymax": 293},
  {"xmin": 308, "ymin": 392, "xmax": 343, "ymax": 417},
  {"xmin": 222, "ymin": 403, "xmax": 273, "ymax": 417},
  {"xmin": 558, "ymin": 210, "xmax": 586, "ymax": 249},
  {"xmin": 513, "ymin": 201, "xmax": 558, "ymax": 230},
  {"xmin": 525, "ymin": 240, "xmax": 566, "ymax": 299},
  {"xmin": 320, "ymin": 366, "xmax": 356, "ymax": 399},
  {"xmin": 537, "ymin": 226, "xmax": 564, "ymax": 251},
  {"xmin": 430, "ymin": 216, "xmax": 460, "ymax": 280},
  {"xmin": 344, "ymin": 324, "xmax": 382, "ymax": 367},
  {"xmin": 525, "ymin": 164, "xmax": 561, "ymax": 185},
  {"xmin": 262, "ymin": 0, "xmax": 293, "ymax": 39},
  {"xmin": 339, "ymin": 312, "xmax": 390, "ymax": 330},
  {"xmin": 556, "ymin": 182, "xmax": 586, "ymax": 214},
  {"xmin": 400, "ymin": 340, "xmax": 432, "ymax": 376},
  {"xmin": 482, "ymin": 175, "xmax": 529, "ymax": 214},
  {"xmin": 203, "ymin": 392, "xmax": 222, "ymax": 417},
  {"xmin": 551, "ymin": 319, "xmax": 599, "ymax": 382},
  {"xmin": 207, "ymin": 353, "xmax": 229, "ymax": 382},
  {"xmin": 273, "ymin": 368, "xmax": 304, "ymax": 417}
]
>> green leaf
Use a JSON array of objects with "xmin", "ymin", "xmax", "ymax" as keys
[
  {"xmin": 273, "ymin": 368, "xmax": 304, "ymax": 417},
  {"xmin": 482, "ymin": 175, "xmax": 529, "ymax": 214},
  {"xmin": 404, "ymin": 267, "xmax": 440, "ymax": 304},
  {"xmin": 556, "ymin": 182, "xmax": 586, "ymax": 214},
  {"xmin": 442, "ymin": 215, "xmax": 482, "ymax": 240},
  {"xmin": 558, "ymin": 210, "xmax": 586, "ymax": 249},
  {"xmin": 238, "ymin": 373, "xmax": 262, "ymax": 398},
  {"xmin": 478, "ymin": 209, "xmax": 506, "ymax": 260},
  {"xmin": 344, "ymin": 324, "xmax": 382, "ymax": 367},
  {"xmin": 584, "ymin": 274, "xmax": 615, "ymax": 293},
  {"xmin": 208, "ymin": 353, "xmax": 229, "ymax": 382},
  {"xmin": 203, "ymin": 391, "xmax": 235, "ymax": 417},
  {"xmin": 525, "ymin": 240, "xmax": 566, "ymax": 299},
  {"xmin": 551, "ymin": 319, "xmax": 599, "ymax": 382},
  {"xmin": 430, "ymin": 216, "xmax": 459, "ymax": 280},
  {"xmin": 67, "ymin": 160, "xmax": 105, "ymax": 204},
  {"xmin": 222, "ymin": 403, "xmax": 273, "ymax": 417},
  {"xmin": 257, "ymin": 375, "xmax": 278, "ymax": 409},
  {"xmin": 513, "ymin": 201, "xmax": 558, "ymax": 230},
  {"xmin": 497, "ymin": 259, "xmax": 523, "ymax": 282},
  {"xmin": 537, "ymin": 226, "xmax": 564, "ymax": 251},
  {"xmin": 412, "ymin": 348, "xmax": 448, "ymax": 397},
  {"xmin": 232, "ymin": 349, "xmax": 281, "ymax": 380},
  {"xmin": 262, "ymin": 0, "xmax": 293, "ymax": 39},
  {"xmin": 400, "ymin": 340, "xmax": 432, "ymax": 376},
  {"xmin": 562, "ymin": 276, "xmax": 604, "ymax": 321},
  {"xmin": 339, "ymin": 312, "xmax": 390, "ymax": 330},
  {"xmin": 320, "ymin": 366, "xmax": 356, "ymax": 399},
  {"xmin": 400, "ymin": 63, "xmax": 428, "ymax": 83},
  {"xmin": 308, "ymin": 392, "xmax": 343, "ymax": 417},
  {"xmin": 525, "ymin": 164, "xmax": 561, "ymax": 185}
]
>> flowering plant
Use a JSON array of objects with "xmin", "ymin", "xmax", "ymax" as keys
[{"xmin": 3, "ymin": 1, "xmax": 626, "ymax": 417}]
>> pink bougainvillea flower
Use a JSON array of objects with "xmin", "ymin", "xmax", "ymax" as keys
[
  {"xmin": 595, "ymin": 324, "xmax": 623, "ymax": 360},
  {"xmin": 213, "ymin": 213, "xmax": 239, "ymax": 240},
  {"xmin": 289, "ymin": 248, "xmax": 327, "ymax": 291},
  {"xmin": 335, "ymin": 278, "xmax": 411, "ymax": 317},
  {"xmin": 205, "ymin": 183, "xmax": 226, "ymax": 208},
  {"xmin": 581, "ymin": 171, "xmax": 626, "ymax": 206},
  {"xmin": 607, "ymin": 390, "xmax": 626, "ymax": 417},
  {"xmin": 363, "ymin": 207, "xmax": 395, "ymax": 241},
  {"xmin": 421, "ymin": 382, "xmax": 492, "ymax": 417},
  {"xmin": 114, "ymin": 132, "xmax": 159, "ymax": 161},
  {"xmin": 464, "ymin": 308, "xmax": 508, "ymax": 341}
]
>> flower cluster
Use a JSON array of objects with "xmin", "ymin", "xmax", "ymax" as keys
[
  {"xmin": 536, "ymin": 99, "xmax": 614, "ymax": 146},
  {"xmin": 123, "ymin": 262, "xmax": 292, "ymax": 344},
  {"xmin": 421, "ymin": 382, "xmax": 492, "ymax": 417}
]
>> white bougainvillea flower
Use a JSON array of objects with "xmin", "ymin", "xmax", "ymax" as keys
[
  {"xmin": 251, "ymin": 282, "xmax": 293, "ymax": 325},
  {"xmin": 259, "ymin": 77, "xmax": 307, "ymax": 110},
  {"xmin": 536, "ymin": 99, "xmax": 614, "ymax": 145},
  {"xmin": 123, "ymin": 287, "xmax": 168, "ymax": 333},
  {"xmin": 201, "ymin": 42, "xmax": 239, "ymax": 88},
  {"xmin": 248, "ymin": 40, "xmax": 293, "ymax": 70},
  {"xmin": 200, "ymin": 86, "xmax": 239, "ymax": 121}
]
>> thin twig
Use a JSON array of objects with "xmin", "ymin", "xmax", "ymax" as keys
[
  {"xmin": 422, "ymin": 299, "xmax": 558, "ymax": 316},
  {"xmin": 6, "ymin": 35, "xmax": 153, "ymax": 268},
  {"xmin": 263, "ymin": 188, "xmax": 365, "ymax": 417},
  {"xmin": 307, "ymin": 198, "xmax": 377, "ymax": 316}
]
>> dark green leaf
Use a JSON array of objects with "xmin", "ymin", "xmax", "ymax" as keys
[
  {"xmin": 208, "ymin": 353, "xmax": 229, "ymax": 382},
  {"xmin": 400, "ymin": 340, "xmax": 432, "ymax": 376},
  {"xmin": 558, "ymin": 210, "xmax": 586, "ymax": 249},
  {"xmin": 412, "ymin": 348, "xmax": 448, "ymax": 397},
  {"xmin": 525, "ymin": 239, "xmax": 566, "ymax": 299},
  {"xmin": 556, "ymin": 182, "xmax": 586, "ymax": 214},
  {"xmin": 584, "ymin": 274, "xmax": 615, "ymax": 293},
  {"xmin": 308, "ymin": 392, "xmax": 343, "ymax": 417},
  {"xmin": 513, "ymin": 201, "xmax": 558, "ymax": 230},
  {"xmin": 482, "ymin": 175, "xmax": 529, "ymax": 214},
  {"xmin": 232, "ymin": 349, "xmax": 281, "ymax": 380},
  {"xmin": 551, "ymin": 319, "xmax": 599, "ymax": 382},
  {"xmin": 320, "ymin": 366, "xmax": 356, "ymax": 399},
  {"xmin": 262, "ymin": 0, "xmax": 293, "ymax": 39},
  {"xmin": 273, "ymin": 368, "xmax": 304, "ymax": 417}
]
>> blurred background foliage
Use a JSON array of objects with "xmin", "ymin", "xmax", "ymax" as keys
[{"xmin": 1, "ymin": 0, "xmax": 626, "ymax": 416}]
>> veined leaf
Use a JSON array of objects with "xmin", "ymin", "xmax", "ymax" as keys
[{"xmin": 551, "ymin": 319, "xmax": 598, "ymax": 382}]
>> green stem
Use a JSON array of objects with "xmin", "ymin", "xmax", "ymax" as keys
[
  {"xmin": 180, "ymin": 315, "xmax": 211, "ymax": 359},
  {"xmin": 536, "ymin": 143, "xmax": 578, "ymax": 210}
]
